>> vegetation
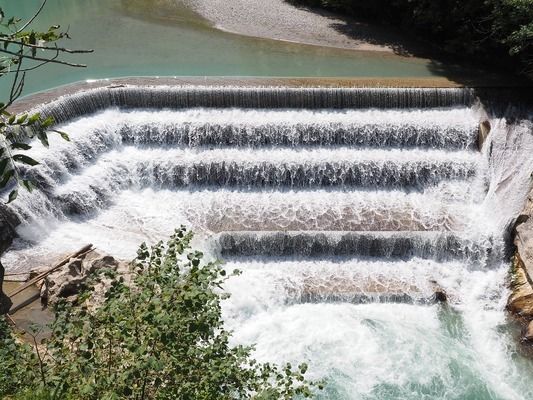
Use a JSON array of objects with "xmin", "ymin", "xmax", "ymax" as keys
[
  {"xmin": 0, "ymin": 228, "xmax": 320, "ymax": 399},
  {"xmin": 0, "ymin": 0, "xmax": 92, "ymax": 203},
  {"xmin": 0, "ymin": 0, "xmax": 92, "ymax": 315},
  {"xmin": 289, "ymin": 0, "xmax": 533, "ymax": 76}
]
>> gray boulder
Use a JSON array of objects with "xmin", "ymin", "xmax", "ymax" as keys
[
  {"xmin": 525, "ymin": 321, "xmax": 533, "ymax": 343},
  {"xmin": 0, "ymin": 204, "xmax": 19, "ymax": 315},
  {"xmin": 0, "ymin": 261, "xmax": 12, "ymax": 315},
  {"xmin": 39, "ymin": 250, "xmax": 130, "ymax": 308},
  {"xmin": 509, "ymin": 190, "xmax": 533, "ymax": 343}
]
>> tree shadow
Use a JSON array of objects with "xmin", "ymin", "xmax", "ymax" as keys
[{"xmin": 287, "ymin": 2, "xmax": 531, "ymax": 89}]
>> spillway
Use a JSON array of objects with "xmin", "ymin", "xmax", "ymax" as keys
[{"xmin": 3, "ymin": 86, "xmax": 533, "ymax": 399}]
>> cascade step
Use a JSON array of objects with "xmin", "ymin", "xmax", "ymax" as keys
[
  {"xmin": 106, "ymin": 108, "xmax": 479, "ymax": 149},
  {"xmin": 48, "ymin": 188, "xmax": 466, "ymax": 232},
  {"xmin": 217, "ymin": 231, "xmax": 495, "ymax": 264},
  {"xmin": 223, "ymin": 258, "xmax": 458, "ymax": 305},
  {"xmin": 4, "ymin": 89, "xmax": 495, "ymax": 313},
  {"xmin": 41, "ymin": 148, "xmax": 479, "ymax": 201},
  {"xmin": 20, "ymin": 107, "xmax": 480, "ymax": 188},
  {"xmin": 38, "ymin": 87, "xmax": 476, "ymax": 126}
]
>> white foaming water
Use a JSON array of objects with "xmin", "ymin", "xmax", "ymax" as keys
[
  {"xmin": 3, "ymin": 104, "xmax": 533, "ymax": 399},
  {"xmin": 4, "ymin": 186, "xmax": 472, "ymax": 268},
  {"xmin": 482, "ymin": 117, "xmax": 533, "ymax": 233}
]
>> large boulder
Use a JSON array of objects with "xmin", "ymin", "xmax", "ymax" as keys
[
  {"xmin": 514, "ymin": 191, "xmax": 533, "ymax": 281},
  {"xmin": 525, "ymin": 321, "xmax": 533, "ymax": 343},
  {"xmin": 0, "ymin": 203, "xmax": 19, "ymax": 255},
  {"xmin": 0, "ymin": 216, "xmax": 15, "ymax": 316},
  {"xmin": 509, "ymin": 190, "xmax": 533, "ymax": 342},
  {"xmin": 508, "ymin": 252, "xmax": 533, "ymax": 319},
  {"xmin": 39, "ymin": 250, "xmax": 131, "ymax": 308},
  {"xmin": 0, "ymin": 264, "xmax": 12, "ymax": 314},
  {"xmin": 0, "ymin": 203, "xmax": 20, "ymax": 314}
]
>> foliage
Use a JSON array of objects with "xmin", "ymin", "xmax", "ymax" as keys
[
  {"xmin": 289, "ymin": 0, "xmax": 533, "ymax": 76},
  {"xmin": 0, "ymin": 319, "xmax": 40, "ymax": 397},
  {"xmin": 0, "ymin": 0, "xmax": 91, "ymax": 322},
  {"xmin": 0, "ymin": 228, "xmax": 321, "ymax": 399},
  {"xmin": 0, "ymin": 0, "xmax": 91, "ymax": 204}
]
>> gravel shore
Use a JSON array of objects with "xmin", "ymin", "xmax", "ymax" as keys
[{"xmin": 183, "ymin": 0, "xmax": 404, "ymax": 53}]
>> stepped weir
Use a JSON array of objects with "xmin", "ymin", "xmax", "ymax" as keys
[{"xmin": 3, "ymin": 86, "xmax": 533, "ymax": 399}]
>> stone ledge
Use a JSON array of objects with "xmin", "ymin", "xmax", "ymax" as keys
[
  {"xmin": 509, "ymin": 190, "xmax": 533, "ymax": 343},
  {"xmin": 508, "ymin": 252, "xmax": 533, "ymax": 319}
]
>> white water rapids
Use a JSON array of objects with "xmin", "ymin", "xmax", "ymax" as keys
[{"xmin": 3, "ymin": 93, "xmax": 533, "ymax": 399}]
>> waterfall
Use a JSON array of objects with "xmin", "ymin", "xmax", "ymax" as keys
[
  {"xmin": 36, "ymin": 86, "xmax": 475, "ymax": 125},
  {"xmin": 3, "ymin": 86, "xmax": 533, "ymax": 399}
]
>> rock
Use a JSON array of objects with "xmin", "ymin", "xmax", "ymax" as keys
[
  {"xmin": 509, "ymin": 191, "xmax": 533, "ymax": 319},
  {"xmin": 508, "ymin": 253, "xmax": 533, "ymax": 318},
  {"xmin": 0, "ymin": 291, "xmax": 12, "ymax": 315},
  {"xmin": 0, "ymin": 260, "xmax": 12, "ymax": 315},
  {"xmin": 478, "ymin": 120, "xmax": 491, "ymax": 150},
  {"xmin": 514, "ymin": 196, "xmax": 533, "ymax": 282},
  {"xmin": 39, "ymin": 250, "xmax": 129, "ymax": 308},
  {"xmin": 434, "ymin": 289, "xmax": 447, "ymax": 303},
  {"xmin": 524, "ymin": 321, "xmax": 533, "ymax": 342},
  {"xmin": 0, "ymin": 204, "xmax": 19, "ymax": 315},
  {"xmin": 509, "ymin": 188, "xmax": 533, "ymax": 347},
  {"xmin": 524, "ymin": 321, "xmax": 533, "ymax": 343},
  {"xmin": 0, "ymin": 203, "xmax": 20, "ymax": 255}
]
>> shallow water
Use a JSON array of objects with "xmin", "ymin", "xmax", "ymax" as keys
[{"xmin": 3, "ymin": 0, "xmax": 441, "ymax": 96}]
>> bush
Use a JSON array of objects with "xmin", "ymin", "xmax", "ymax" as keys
[
  {"xmin": 0, "ymin": 227, "xmax": 321, "ymax": 399},
  {"xmin": 289, "ymin": 0, "xmax": 533, "ymax": 76}
]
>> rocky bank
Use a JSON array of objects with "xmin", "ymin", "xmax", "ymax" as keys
[
  {"xmin": 36, "ymin": 249, "xmax": 131, "ymax": 309},
  {"xmin": 509, "ymin": 189, "xmax": 533, "ymax": 343},
  {"xmin": 184, "ymin": 0, "xmax": 421, "ymax": 54},
  {"xmin": 0, "ymin": 203, "xmax": 19, "ymax": 314}
]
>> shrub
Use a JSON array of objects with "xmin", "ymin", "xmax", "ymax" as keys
[
  {"xmin": 0, "ymin": 227, "xmax": 320, "ymax": 399},
  {"xmin": 288, "ymin": 0, "xmax": 533, "ymax": 76}
]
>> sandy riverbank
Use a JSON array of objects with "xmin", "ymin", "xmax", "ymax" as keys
[{"xmin": 182, "ymin": 0, "xmax": 419, "ymax": 54}]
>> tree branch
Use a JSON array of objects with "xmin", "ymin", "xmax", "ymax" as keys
[
  {"xmin": 2, "ymin": 52, "xmax": 60, "ymax": 73},
  {"xmin": 8, "ymin": 54, "xmax": 24, "ymax": 106},
  {"xmin": 15, "ymin": 0, "xmax": 48, "ymax": 34},
  {"xmin": 0, "ymin": 47, "xmax": 88, "ymax": 68},
  {"xmin": 0, "ymin": 38, "xmax": 94, "ymax": 54}
]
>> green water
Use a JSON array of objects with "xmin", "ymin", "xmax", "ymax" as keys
[{"xmin": 1, "ymin": 0, "xmax": 445, "ymax": 96}]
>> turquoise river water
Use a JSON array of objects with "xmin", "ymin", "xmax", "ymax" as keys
[{"xmin": 3, "ymin": 0, "xmax": 444, "ymax": 96}]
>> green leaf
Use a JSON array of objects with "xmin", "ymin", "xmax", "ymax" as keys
[
  {"xmin": 0, "ymin": 157, "xmax": 8, "ymax": 175},
  {"xmin": 21, "ymin": 179, "xmax": 33, "ymax": 192},
  {"xmin": 38, "ymin": 133, "xmax": 49, "ymax": 148},
  {"xmin": 0, "ymin": 169, "xmax": 14, "ymax": 189},
  {"xmin": 51, "ymin": 130, "xmax": 70, "ymax": 141},
  {"xmin": 7, "ymin": 189, "xmax": 17, "ymax": 203},
  {"xmin": 27, "ymin": 113, "xmax": 41, "ymax": 124},
  {"xmin": 8, "ymin": 114, "xmax": 15, "ymax": 124},
  {"xmin": 40, "ymin": 116, "xmax": 55, "ymax": 129},
  {"xmin": 16, "ymin": 114, "xmax": 28, "ymax": 124},
  {"xmin": 13, "ymin": 154, "xmax": 39, "ymax": 166},
  {"xmin": 10, "ymin": 142, "xmax": 31, "ymax": 150}
]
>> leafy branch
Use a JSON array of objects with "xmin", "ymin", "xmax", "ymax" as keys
[
  {"xmin": 0, "ymin": 0, "xmax": 93, "ymax": 203},
  {"xmin": 1, "ymin": 228, "xmax": 324, "ymax": 399}
]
